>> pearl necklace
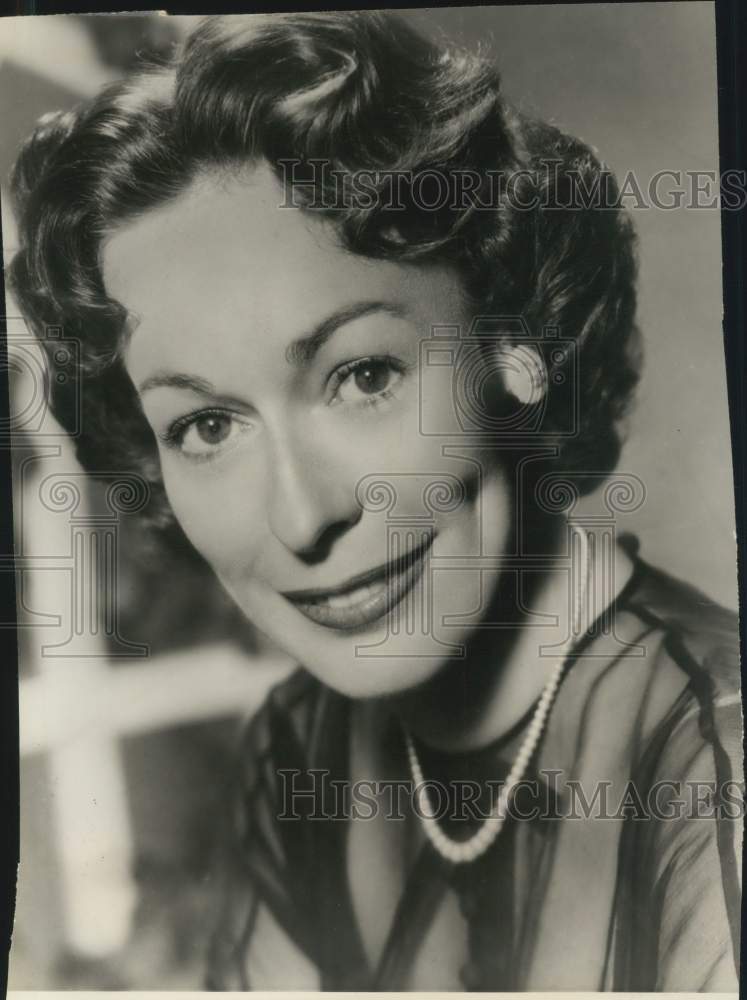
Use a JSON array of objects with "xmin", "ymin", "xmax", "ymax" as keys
[{"xmin": 404, "ymin": 523, "xmax": 590, "ymax": 865}]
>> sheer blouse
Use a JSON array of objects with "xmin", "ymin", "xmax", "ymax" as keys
[{"xmin": 204, "ymin": 540, "xmax": 742, "ymax": 991}]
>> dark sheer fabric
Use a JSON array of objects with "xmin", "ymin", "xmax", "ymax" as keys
[{"xmin": 204, "ymin": 541, "xmax": 742, "ymax": 991}]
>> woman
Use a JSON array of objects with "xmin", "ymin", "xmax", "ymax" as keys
[{"xmin": 9, "ymin": 11, "xmax": 741, "ymax": 991}]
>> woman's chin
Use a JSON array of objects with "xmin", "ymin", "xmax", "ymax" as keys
[
  {"xmin": 245, "ymin": 595, "xmax": 448, "ymax": 698},
  {"xmin": 272, "ymin": 615, "xmax": 451, "ymax": 699},
  {"xmin": 234, "ymin": 579, "xmax": 450, "ymax": 698},
  {"xmin": 300, "ymin": 646, "xmax": 448, "ymax": 699}
]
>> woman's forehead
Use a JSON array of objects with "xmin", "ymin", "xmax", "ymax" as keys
[
  {"xmin": 102, "ymin": 165, "xmax": 325, "ymax": 302},
  {"xmin": 105, "ymin": 166, "xmax": 395, "ymax": 317},
  {"xmin": 105, "ymin": 165, "xmax": 466, "ymax": 380}
]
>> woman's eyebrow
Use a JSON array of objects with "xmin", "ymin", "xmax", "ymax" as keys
[
  {"xmin": 138, "ymin": 372, "xmax": 216, "ymax": 396},
  {"xmin": 285, "ymin": 300, "xmax": 407, "ymax": 367},
  {"xmin": 137, "ymin": 300, "xmax": 407, "ymax": 395}
]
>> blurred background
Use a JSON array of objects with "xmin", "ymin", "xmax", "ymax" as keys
[{"xmin": 0, "ymin": 4, "xmax": 737, "ymax": 990}]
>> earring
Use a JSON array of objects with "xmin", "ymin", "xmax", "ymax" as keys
[{"xmin": 499, "ymin": 345, "xmax": 547, "ymax": 406}]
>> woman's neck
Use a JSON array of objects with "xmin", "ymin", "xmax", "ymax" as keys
[{"xmin": 388, "ymin": 525, "xmax": 634, "ymax": 754}]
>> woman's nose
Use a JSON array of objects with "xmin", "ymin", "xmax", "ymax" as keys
[{"xmin": 266, "ymin": 431, "xmax": 361, "ymax": 562}]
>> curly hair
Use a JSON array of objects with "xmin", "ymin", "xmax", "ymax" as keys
[{"xmin": 8, "ymin": 11, "xmax": 640, "ymax": 528}]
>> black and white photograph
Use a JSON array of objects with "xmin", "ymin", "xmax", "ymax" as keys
[{"xmin": 0, "ymin": 3, "xmax": 743, "ymax": 994}]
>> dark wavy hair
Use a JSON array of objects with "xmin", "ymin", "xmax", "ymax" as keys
[{"xmin": 8, "ymin": 11, "xmax": 640, "ymax": 529}]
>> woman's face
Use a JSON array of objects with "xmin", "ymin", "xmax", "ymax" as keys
[{"xmin": 105, "ymin": 166, "xmax": 514, "ymax": 698}]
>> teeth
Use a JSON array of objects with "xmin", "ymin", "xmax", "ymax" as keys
[
  {"xmin": 291, "ymin": 551, "xmax": 425, "ymax": 616},
  {"xmin": 324, "ymin": 582, "xmax": 381, "ymax": 609}
]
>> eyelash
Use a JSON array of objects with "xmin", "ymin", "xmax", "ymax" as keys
[
  {"xmin": 159, "ymin": 407, "xmax": 244, "ymax": 456},
  {"xmin": 159, "ymin": 354, "xmax": 410, "ymax": 460},
  {"xmin": 327, "ymin": 354, "xmax": 409, "ymax": 407}
]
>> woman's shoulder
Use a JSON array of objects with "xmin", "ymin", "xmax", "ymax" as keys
[
  {"xmin": 607, "ymin": 543, "xmax": 743, "ymax": 991},
  {"xmin": 619, "ymin": 534, "xmax": 740, "ymax": 700},
  {"xmin": 556, "ymin": 536, "xmax": 742, "ymax": 792},
  {"xmin": 604, "ymin": 538, "xmax": 741, "ymax": 804}
]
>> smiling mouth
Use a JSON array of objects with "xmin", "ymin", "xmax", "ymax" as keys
[{"xmin": 282, "ymin": 533, "xmax": 434, "ymax": 631}]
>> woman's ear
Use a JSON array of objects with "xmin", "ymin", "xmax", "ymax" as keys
[{"xmin": 496, "ymin": 343, "xmax": 547, "ymax": 406}]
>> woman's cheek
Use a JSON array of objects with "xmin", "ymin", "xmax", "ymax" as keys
[
  {"xmin": 333, "ymin": 398, "xmax": 434, "ymax": 473},
  {"xmin": 159, "ymin": 455, "xmax": 266, "ymax": 577}
]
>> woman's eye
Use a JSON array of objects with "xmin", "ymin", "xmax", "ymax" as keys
[
  {"xmin": 331, "ymin": 357, "xmax": 405, "ymax": 406},
  {"xmin": 163, "ymin": 411, "xmax": 250, "ymax": 459}
]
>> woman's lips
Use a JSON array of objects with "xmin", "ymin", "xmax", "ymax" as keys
[{"xmin": 282, "ymin": 534, "xmax": 434, "ymax": 631}]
